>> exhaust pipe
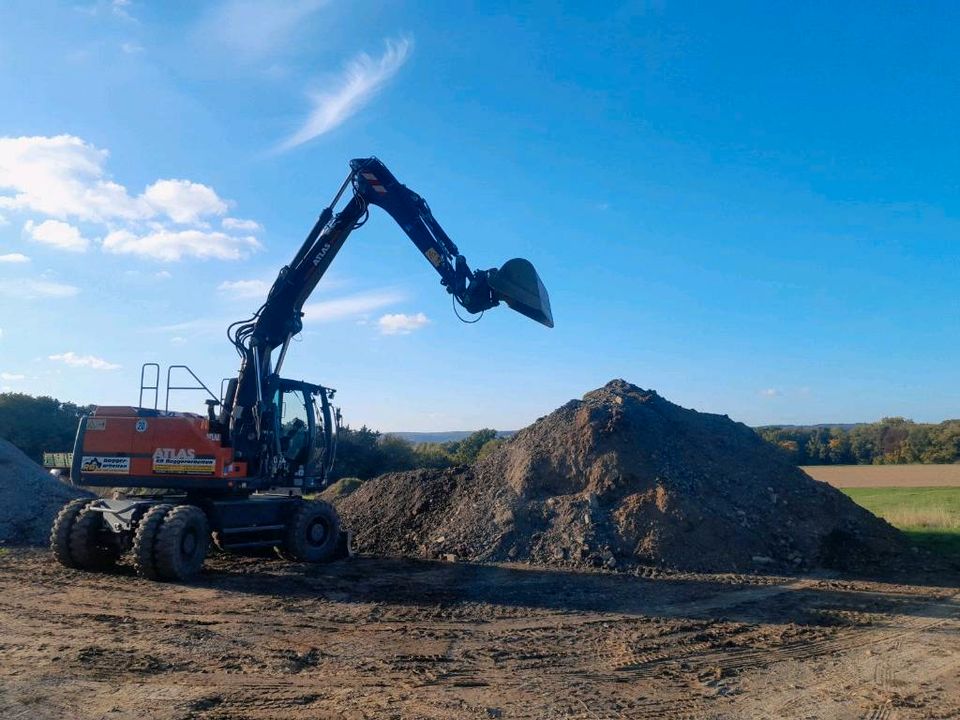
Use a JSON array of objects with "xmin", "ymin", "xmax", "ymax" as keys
[{"xmin": 487, "ymin": 258, "xmax": 554, "ymax": 328}]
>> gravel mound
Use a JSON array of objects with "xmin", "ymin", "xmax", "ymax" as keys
[
  {"xmin": 0, "ymin": 438, "xmax": 91, "ymax": 546},
  {"xmin": 337, "ymin": 380, "xmax": 908, "ymax": 573}
]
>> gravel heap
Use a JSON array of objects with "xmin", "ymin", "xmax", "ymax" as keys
[
  {"xmin": 0, "ymin": 438, "xmax": 91, "ymax": 546},
  {"xmin": 337, "ymin": 380, "xmax": 908, "ymax": 573}
]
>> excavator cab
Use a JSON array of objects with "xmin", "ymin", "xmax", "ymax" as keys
[{"xmin": 274, "ymin": 379, "xmax": 338, "ymax": 489}]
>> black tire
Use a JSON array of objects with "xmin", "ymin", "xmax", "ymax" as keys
[
  {"xmin": 50, "ymin": 499, "xmax": 92, "ymax": 568},
  {"xmin": 154, "ymin": 505, "xmax": 210, "ymax": 582},
  {"xmin": 68, "ymin": 506, "xmax": 121, "ymax": 571},
  {"xmin": 132, "ymin": 503, "xmax": 174, "ymax": 580},
  {"xmin": 281, "ymin": 500, "xmax": 341, "ymax": 563}
]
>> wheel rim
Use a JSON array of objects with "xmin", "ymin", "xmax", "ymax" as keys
[{"xmin": 306, "ymin": 518, "xmax": 329, "ymax": 547}]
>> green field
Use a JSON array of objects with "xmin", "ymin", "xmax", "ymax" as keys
[{"xmin": 842, "ymin": 486, "xmax": 960, "ymax": 558}]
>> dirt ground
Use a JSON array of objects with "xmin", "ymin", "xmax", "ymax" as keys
[
  {"xmin": 802, "ymin": 464, "xmax": 960, "ymax": 488},
  {"xmin": 0, "ymin": 549, "xmax": 958, "ymax": 720}
]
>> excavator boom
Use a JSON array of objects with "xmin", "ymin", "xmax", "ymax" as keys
[{"xmin": 225, "ymin": 157, "xmax": 553, "ymax": 473}]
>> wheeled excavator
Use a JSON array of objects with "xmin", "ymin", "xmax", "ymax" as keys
[{"xmin": 49, "ymin": 158, "xmax": 553, "ymax": 581}]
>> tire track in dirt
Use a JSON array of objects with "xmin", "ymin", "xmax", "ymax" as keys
[
  {"xmin": 2, "ymin": 550, "xmax": 958, "ymax": 720},
  {"xmin": 737, "ymin": 593, "xmax": 960, "ymax": 719}
]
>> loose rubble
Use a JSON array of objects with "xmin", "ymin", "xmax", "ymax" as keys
[
  {"xmin": 337, "ymin": 380, "xmax": 908, "ymax": 573},
  {"xmin": 0, "ymin": 438, "xmax": 91, "ymax": 546}
]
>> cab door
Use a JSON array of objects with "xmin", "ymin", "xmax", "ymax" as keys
[{"xmin": 279, "ymin": 387, "xmax": 312, "ymax": 479}]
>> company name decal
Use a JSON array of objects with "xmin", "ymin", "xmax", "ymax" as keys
[
  {"xmin": 80, "ymin": 456, "xmax": 130, "ymax": 474},
  {"xmin": 152, "ymin": 448, "xmax": 216, "ymax": 475}
]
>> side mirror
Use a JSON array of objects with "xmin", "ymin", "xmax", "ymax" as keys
[{"xmin": 487, "ymin": 258, "xmax": 554, "ymax": 328}]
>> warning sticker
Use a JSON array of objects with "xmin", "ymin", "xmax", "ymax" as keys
[
  {"xmin": 80, "ymin": 456, "xmax": 130, "ymax": 474},
  {"xmin": 152, "ymin": 449, "xmax": 216, "ymax": 475},
  {"xmin": 88, "ymin": 419, "xmax": 106, "ymax": 431}
]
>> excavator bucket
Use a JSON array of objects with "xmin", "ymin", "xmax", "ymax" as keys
[{"xmin": 488, "ymin": 258, "xmax": 554, "ymax": 328}]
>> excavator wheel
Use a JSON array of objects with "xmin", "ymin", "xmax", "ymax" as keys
[
  {"xmin": 154, "ymin": 505, "xmax": 210, "ymax": 582},
  {"xmin": 279, "ymin": 500, "xmax": 341, "ymax": 563},
  {"xmin": 132, "ymin": 503, "xmax": 174, "ymax": 580},
  {"xmin": 50, "ymin": 498, "xmax": 92, "ymax": 568},
  {"xmin": 68, "ymin": 506, "xmax": 122, "ymax": 571}
]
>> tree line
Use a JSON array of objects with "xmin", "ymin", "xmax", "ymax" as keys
[
  {"xmin": 4, "ymin": 392, "xmax": 959, "ymax": 472},
  {"xmin": 0, "ymin": 393, "xmax": 93, "ymax": 463},
  {"xmin": 331, "ymin": 426, "xmax": 503, "ymax": 479},
  {"xmin": 757, "ymin": 418, "xmax": 960, "ymax": 465},
  {"xmin": 0, "ymin": 392, "xmax": 504, "ymax": 478}
]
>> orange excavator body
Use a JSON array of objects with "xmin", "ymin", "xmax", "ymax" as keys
[{"xmin": 76, "ymin": 407, "xmax": 248, "ymax": 490}]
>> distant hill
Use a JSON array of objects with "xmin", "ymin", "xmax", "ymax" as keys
[
  {"xmin": 392, "ymin": 426, "xmax": 862, "ymax": 443},
  {"xmin": 386, "ymin": 430, "xmax": 516, "ymax": 444},
  {"xmin": 754, "ymin": 423, "xmax": 864, "ymax": 431}
]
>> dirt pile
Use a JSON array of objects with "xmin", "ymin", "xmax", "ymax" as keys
[
  {"xmin": 337, "ymin": 380, "xmax": 908, "ymax": 573},
  {"xmin": 0, "ymin": 438, "xmax": 91, "ymax": 545}
]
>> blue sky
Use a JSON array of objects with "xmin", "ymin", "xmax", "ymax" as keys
[{"xmin": 1, "ymin": 1, "xmax": 959, "ymax": 430}]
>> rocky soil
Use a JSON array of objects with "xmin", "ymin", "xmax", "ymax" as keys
[
  {"xmin": 338, "ymin": 380, "xmax": 909, "ymax": 574},
  {"xmin": 1, "ymin": 548, "xmax": 957, "ymax": 720},
  {"xmin": 0, "ymin": 438, "xmax": 90, "ymax": 545}
]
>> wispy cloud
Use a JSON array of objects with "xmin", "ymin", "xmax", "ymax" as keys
[
  {"xmin": 222, "ymin": 217, "xmax": 262, "ymax": 232},
  {"xmin": 102, "ymin": 228, "xmax": 260, "ymax": 261},
  {"xmin": 378, "ymin": 312, "xmax": 430, "ymax": 335},
  {"xmin": 302, "ymin": 289, "xmax": 404, "ymax": 323},
  {"xmin": 0, "ymin": 253, "xmax": 29, "ymax": 263},
  {"xmin": 155, "ymin": 317, "xmax": 226, "ymax": 335},
  {"xmin": 149, "ymin": 288, "xmax": 402, "ymax": 344},
  {"xmin": 0, "ymin": 278, "xmax": 80, "ymax": 299},
  {"xmin": 0, "ymin": 372, "xmax": 25, "ymax": 381},
  {"xmin": 218, "ymin": 278, "xmax": 271, "ymax": 298},
  {"xmin": 278, "ymin": 36, "xmax": 413, "ymax": 151},
  {"xmin": 198, "ymin": 0, "xmax": 327, "ymax": 62},
  {"xmin": 49, "ymin": 351, "xmax": 120, "ymax": 370},
  {"xmin": 759, "ymin": 388, "xmax": 781, "ymax": 398}
]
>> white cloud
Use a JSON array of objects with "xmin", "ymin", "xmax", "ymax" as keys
[
  {"xmin": 222, "ymin": 217, "xmax": 261, "ymax": 232},
  {"xmin": 0, "ymin": 135, "xmax": 262, "ymax": 263},
  {"xmin": 378, "ymin": 312, "xmax": 430, "ymax": 335},
  {"xmin": 121, "ymin": 41, "xmax": 143, "ymax": 54},
  {"xmin": 759, "ymin": 388, "xmax": 781, "ymax": 398},
  {"xmin": 0, "ymin": 135, "xmax": 144, "ymax": 221},
  {"xmin": 24, "ymin": 219, "xmax": 91, "ymax": 252},
  {"xmin": 199, "ymin": 0, "xmax": 327, "ymax": 61},
  {"xmin": 0, "ymin": 372, "xmax": 25, "ymax": 381},
  {"xmin": 103, "ymin": 228, "xmax": 260, "ymax": 261},
  {"xmin": 279, "ymin": 36, "xmax": 413, "ymax": 151},
  {"xmin": 302, "ymin": 289, "xmax": 403, "ymax": 323},
  {"xmin": 0, "ymin": 278, "xmax": 80, "ymax": 299},
  {"xmin": 0, "ymin": 252, "xmax": 29, "ymax": 263},
  {"xmin": 155, "ymin": 270, "xmax": 172, "ymax": 279},
  {"xmin": 49, "ymin": 351, "xmax": 120, "ymax": 370},
  {"xmin": 218, "ymin": 278, "xmax": 271, "ymax": 298},
  {"xmin": 143, "ymin": 179, "xmax": 228, "ymax": 224},
  {"xmin": 0, "ymin": 213, "xmax": 8, "ymax": 226}
]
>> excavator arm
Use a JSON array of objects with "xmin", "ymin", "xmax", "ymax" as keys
[{"xmin": 224, "ymin": 157, "xmax": 552, "ymax": 473}]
